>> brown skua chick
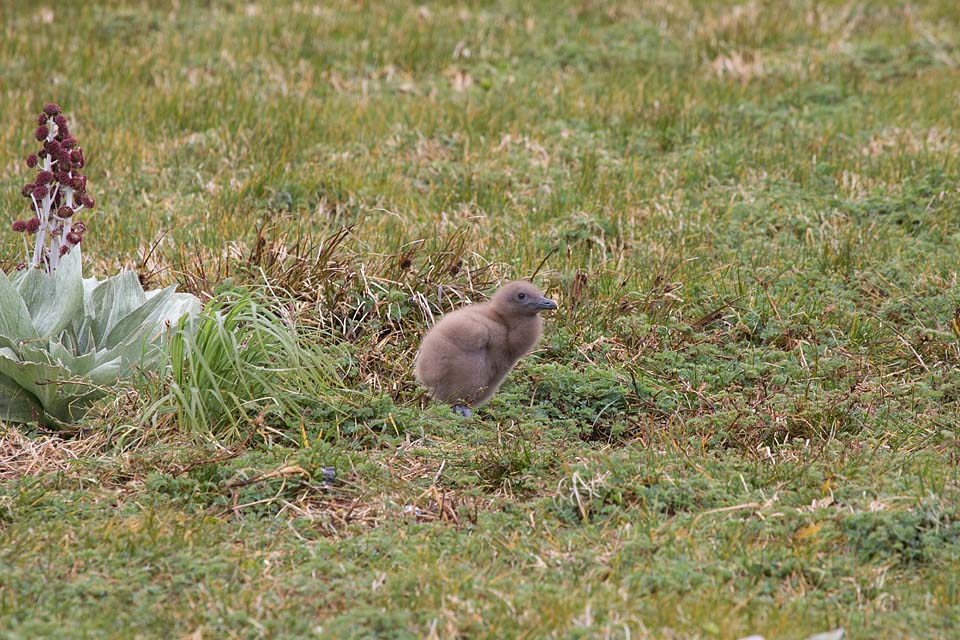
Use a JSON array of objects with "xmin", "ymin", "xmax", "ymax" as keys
[{"xmin": 415, "ymin": 280, "xmax": 557, "ymax": 416}]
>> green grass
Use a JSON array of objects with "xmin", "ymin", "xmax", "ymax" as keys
[{"xmin": 2, "ymin": 0, "xmax": 960, "ymax": 638}]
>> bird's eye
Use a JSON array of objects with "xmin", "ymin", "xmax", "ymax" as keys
[{"xmin": 517, "ymin": 293, "xmax": 526, "ymax": 300}]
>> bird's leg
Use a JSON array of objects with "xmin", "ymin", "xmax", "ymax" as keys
[{"xmin": 452, "ymin": 404, "xmax": 473, "ymax": 418}]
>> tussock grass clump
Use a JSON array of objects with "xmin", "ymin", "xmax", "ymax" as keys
[{"xmin": 142, "ymin": 288, "xmax": 344, "ymax": 443}]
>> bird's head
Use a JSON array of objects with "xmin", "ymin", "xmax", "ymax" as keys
[{"xmin": 491, "ymin": 280, "xmax": 558, "ymax": 317}]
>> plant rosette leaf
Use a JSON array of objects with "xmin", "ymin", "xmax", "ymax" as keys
[
  {"xmin": 0, "ymin": 249, "xmax": 200, "ymax": 426},
  {"xmin": 15, "ymin": 248, "xmax": 84, "ymax": 339}
]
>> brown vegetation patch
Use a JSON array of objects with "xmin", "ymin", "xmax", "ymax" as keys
[{"xmin": 0, "ymin": 426, "xmax": 108, "ymax": 480}]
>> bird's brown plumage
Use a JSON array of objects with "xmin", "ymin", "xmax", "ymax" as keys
[{"xmin": 414, "ymin": 280, "xmax": 557, "ymax": 411}]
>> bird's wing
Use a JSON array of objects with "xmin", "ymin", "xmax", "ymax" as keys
[{"xmin": 442, "ymin": 311, "xmax": 491, "ymax": 353}]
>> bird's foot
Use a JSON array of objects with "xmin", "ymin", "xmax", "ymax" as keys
[{"xmin": 452, "ymin": 404, "xmax": 473, "ymax": 418}]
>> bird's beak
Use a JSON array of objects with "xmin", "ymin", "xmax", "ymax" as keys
[{"xmin": 533, "ymin": 296, "xmax": 558, "ymax": 310}]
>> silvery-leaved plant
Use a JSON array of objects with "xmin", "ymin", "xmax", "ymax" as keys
[{"xmin": 1, "ymin": 105, "xmax": 199, "ymax": 427}]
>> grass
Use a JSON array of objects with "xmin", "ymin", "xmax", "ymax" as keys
[
  {"xmin": 140, "ymin": 287, "xmax": 345, "ymax": 442},
  {"xmin": 1, "ymin": 0, "xmax": 959, "ymax": 637}
]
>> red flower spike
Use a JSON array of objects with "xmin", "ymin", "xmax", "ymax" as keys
[
  {"xmin": 15, "ymin": 262, "xmax": 26, "ymax": 271},
  {"xmin": 16, "ymin": 105, "xmax": 93, "ymax": 269}
]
